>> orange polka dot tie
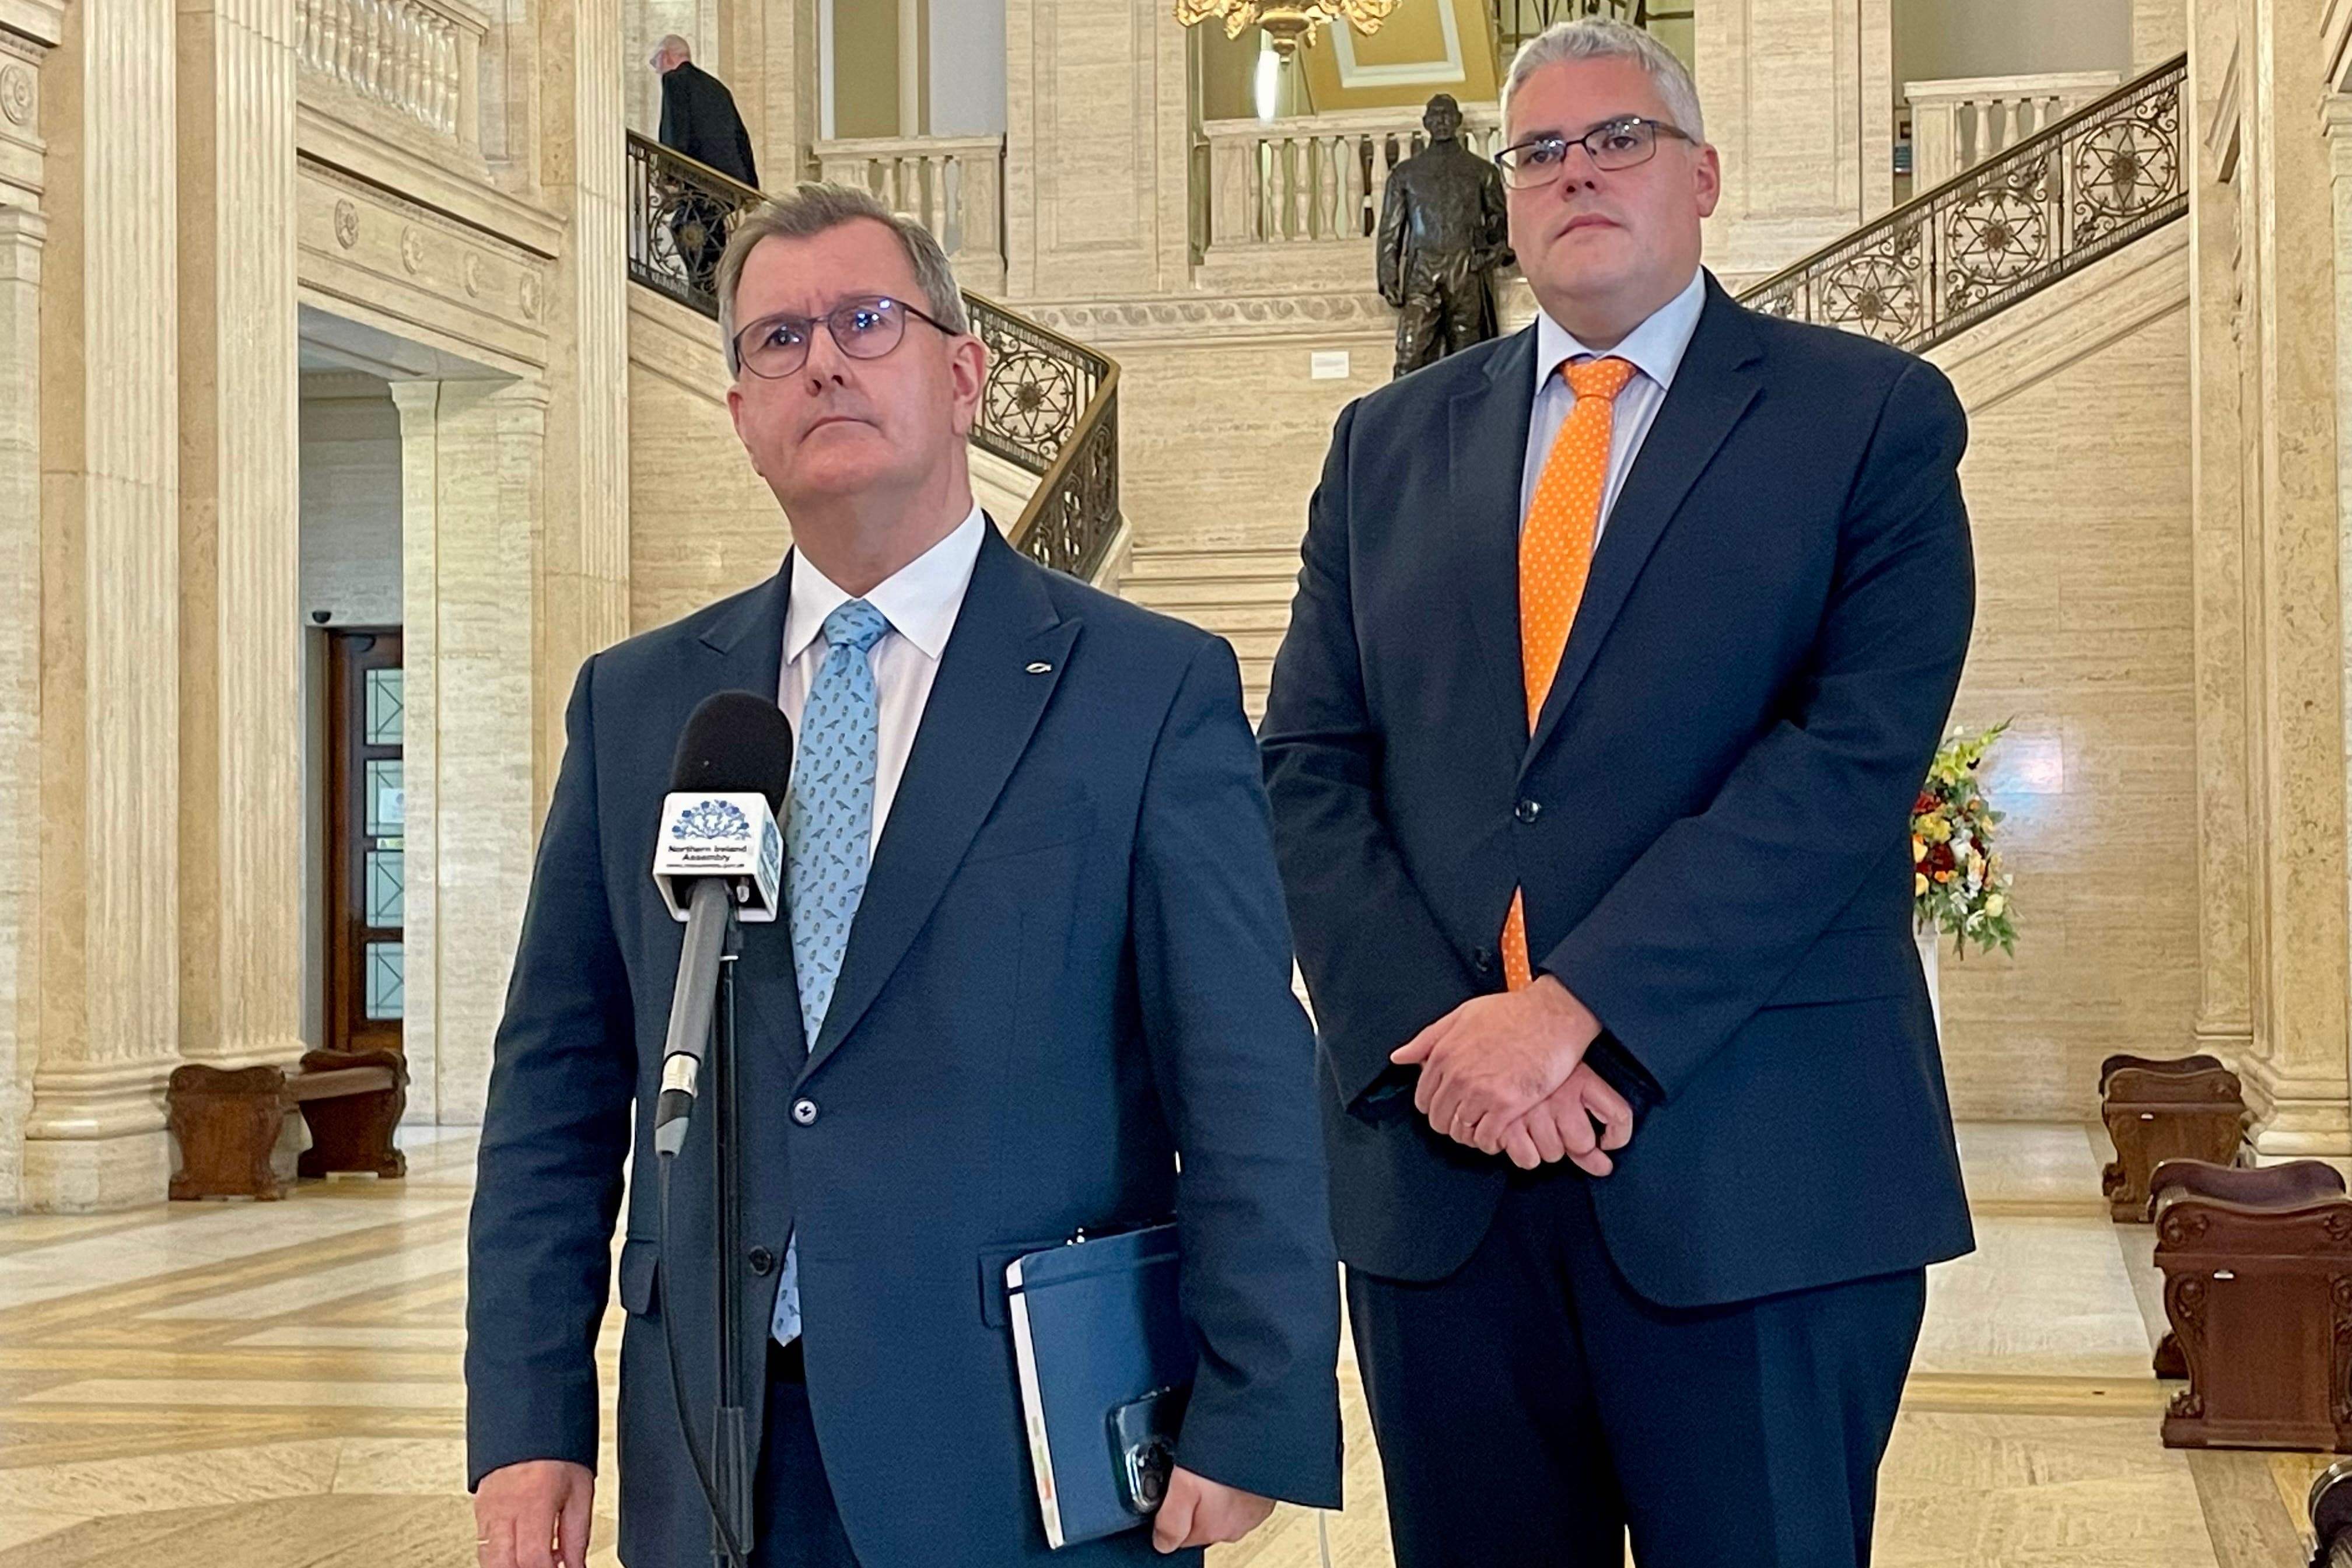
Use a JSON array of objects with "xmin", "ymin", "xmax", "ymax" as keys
[{"xmin": 1502, "ymin": 354, "xmax": 1636, "ymax": 992}]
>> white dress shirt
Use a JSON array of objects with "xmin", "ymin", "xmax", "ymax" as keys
[
  {"xmin": 1518, "ymin": 267, "xmax": 1708, "ymax": 537},
  {"xmin": 777, "ymin": 502, "xmax": 987, "ymax": 850}
]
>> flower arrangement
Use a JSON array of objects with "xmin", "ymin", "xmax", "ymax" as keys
[{"xmin": 1913, "ymin": 722, "xmax": 2016, "ymax": 957}]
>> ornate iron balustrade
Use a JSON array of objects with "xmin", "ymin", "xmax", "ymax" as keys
[
  {"xmin": 626, "ymin": 132, "xmax": 761, "ymax": 316},
  {"xmin": 622, "ymin": 132, "xmax": 1124, "ymax": 582},
  {"xmin": 1490, "ymin": 0, "xmax": 1691, "ymax": 58},
  {"xmin": 1739, "ymin": 53, "xmax": 2185, "ymax": 354},
  {"xmin": 967, "ymin": 296, "xmax": 1122, "ymax": 579}
]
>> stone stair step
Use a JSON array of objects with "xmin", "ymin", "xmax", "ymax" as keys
[
  {"xmin": 1124, "ymin": 577, "xmax": 1297, "ymax": 608},
  {"xmin": 1121, "ymin": 548, "xmax": 1300, "ymax": 582}
]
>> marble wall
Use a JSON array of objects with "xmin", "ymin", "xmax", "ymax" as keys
[
  {"xmin": 625, "ymin": 289, "xmax": 793, "ymax": 633},
  {"xmin": 0, "ymin": 144, "xmax": 44, "ymax": 1220},
  {"xmin": 1102, "ymin": 327, "xmax": 1392, "ymax": 557},
  {"xmin": 1929, "ymin": 233, "xmax": 2200, "ymax": 1119},
  {"xmin": 298, "ymin": 379, "xmax": 405, "ymax": 627},
  {"xmin": 1698, "ymin": 0, "xmax": 1897, "ymax": 278}
]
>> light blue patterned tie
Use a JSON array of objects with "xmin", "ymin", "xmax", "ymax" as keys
[{"xmin": 773, "ymin": 597, "xmax": 891, "ymax": 1343}]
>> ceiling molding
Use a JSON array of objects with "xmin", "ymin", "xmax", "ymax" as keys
[{"xmin": 1331, "ymin": 4, "xmax": 1466, "ymax": 89}]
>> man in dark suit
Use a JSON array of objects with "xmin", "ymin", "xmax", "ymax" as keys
[
  {"xmin": 654, "ymin": 36, "xmax": 761, "ymax": 293},
  {"xmin": 467, "ymin": 183, "xmax": 1340, "ymax": 1568},
  {"xmin": 1262, "ymin": 18, "xmax": 1975, "ymax": 1568}
]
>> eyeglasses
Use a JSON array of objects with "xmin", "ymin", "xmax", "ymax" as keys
[
  {"xmin": 1495, "ymin": 117, "xmax": 1696, "ymax": 188},
  {"xmin": 732, "ymin": 295, "xmax": 954, "ymax": 379}
]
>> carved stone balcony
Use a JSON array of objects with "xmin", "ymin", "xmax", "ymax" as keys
[
  {"xmin": 296, "ymin": 0, "xmax": 487, "ymax": 161},
  {"xmin": 1906, "ymin": 71, "xmax": 2122, "ymax": 188},
  {"xmin": 814, "ymin": 134, "xmax": 1006, "ymax": 298}
]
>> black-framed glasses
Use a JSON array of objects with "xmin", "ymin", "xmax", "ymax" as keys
[
  {"xmin": 1495, "ymin": 117, "xmax": 1695, "ymax": 187},
  {"xmin": 732, "ymin": 294, "xmax": 954, "ymax": 379}
]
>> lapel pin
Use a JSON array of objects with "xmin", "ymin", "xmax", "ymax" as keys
[{"xmin": 1026, "ymin": 661, "xmax": 1053, "ymax": 674}]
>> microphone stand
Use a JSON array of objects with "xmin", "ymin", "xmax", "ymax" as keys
[{"xmin": 708, "ymin": 923, "xmax": 753, "ymax": 1566}]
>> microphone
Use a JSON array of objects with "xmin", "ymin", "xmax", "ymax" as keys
[{"xmin": 652, "ymin": 691, "xmax": 794, "ymax": 1157}]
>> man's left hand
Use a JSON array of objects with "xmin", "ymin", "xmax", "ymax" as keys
[
  {"xmin": 1153, "ymin": 1468, "xmax": 1276, "ymax": 1553},
  {"xmin": 1391, "ymin": 975, "xmax": 1604, "ymax": 1150}
]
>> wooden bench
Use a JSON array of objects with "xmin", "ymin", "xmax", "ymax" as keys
[
  {"xmin": 167, "ymin": 1048, "xmax": 408, "ymax": 1201},
  {"xmin": 2100, "ymin": 1052, "xmax": 2248, "ymax": 1222},
  {"xmin": 2150, "ymin": 1159, "xmax": 2346, "ymax": 1377},
  {"xmin": 2155, "ymin": 1157, "xmax": 2352, "ymax": 1451}
]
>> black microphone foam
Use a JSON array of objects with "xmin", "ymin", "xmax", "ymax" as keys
[{"xmin": 667, "ymin": 691, "xmax": 796, "ymax": 814}]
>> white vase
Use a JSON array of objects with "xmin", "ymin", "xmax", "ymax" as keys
[{"xmin": 1915, "ymin": 923, "xmax": 1943, "ymax": 1038}]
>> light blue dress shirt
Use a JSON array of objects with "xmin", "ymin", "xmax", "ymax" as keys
[{"xmin": 1518, "ymin": 267, "xmax": 1709, "ymax": 536}]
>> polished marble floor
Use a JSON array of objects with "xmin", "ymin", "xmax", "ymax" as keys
[{"xmin": 0, "ymin": 1123, "xmax": 2326, "ymax": 1567}]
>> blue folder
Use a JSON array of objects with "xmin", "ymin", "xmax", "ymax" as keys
[{"xmin": 1005, "ymin": 1224, "xmax": 1192, "ymax": 1549}]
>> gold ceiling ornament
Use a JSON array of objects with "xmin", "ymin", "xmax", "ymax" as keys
[{"xmin": 1172, "ymin": 0, "xmax": 1402, "ymax": 59}]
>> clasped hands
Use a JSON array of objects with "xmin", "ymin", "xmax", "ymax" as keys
[{"xmin": 1391, "ymin": 975, "xmax": 1634, "ymax": 1173}]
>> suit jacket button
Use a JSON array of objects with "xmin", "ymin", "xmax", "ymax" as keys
[
  {"xmin": 748, "ymin": 1247, "xmax": 776, "ymax": 1276},
  {"xmin": 1515, "ymin": 798, "xmax": 1542, "ymax": 824},
  {"xmin": 1473, "ymin": 949, "xmax": 1497, "ymax": 976},
  {"xmin": 792, "ymin": 1098, "xmax": 818, "ymax": 1126}
]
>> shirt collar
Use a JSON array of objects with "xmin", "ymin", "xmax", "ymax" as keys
[
  {"xmin": 1534, "ymin": 265, "xmax": 1707, "ymax": 394},
  {"xmin": 784, "ymin": 502, "xmax": 988, "ymax": 665}
]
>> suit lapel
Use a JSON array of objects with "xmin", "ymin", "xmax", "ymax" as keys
[
  {"xmin": 691, "ymin": 561, "xmax": 809, "ymax": 1071},
  {"xmin": 1450, "ymin": 326, "xmax": 1541, "ymax": 756},
  {"xmin": 799, "ymin": 528, "xmax": 1076, "ymax": 1080},
  {"xmin": 1522, "ymin": 277, "xmax": 1763, "ymax": 776}
]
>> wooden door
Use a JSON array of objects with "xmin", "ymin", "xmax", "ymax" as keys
[{"xmin": 326, "ymin": 630, "xmax": 405, "ymax": 1055}]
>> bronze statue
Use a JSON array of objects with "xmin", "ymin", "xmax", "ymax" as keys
[{"xmin": 1377, "ymin": 94, "xmax": 1514, "ymax": 379}]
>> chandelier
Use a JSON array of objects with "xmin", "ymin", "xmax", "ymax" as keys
[{"xmin": 1173, "ymin": 1, "xmax": 1402, "ymax": 59}]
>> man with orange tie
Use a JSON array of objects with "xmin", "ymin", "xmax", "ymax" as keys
[{"xmin": 1261, "ymin": 18, "xmax": 1977, "ymax": 1568}]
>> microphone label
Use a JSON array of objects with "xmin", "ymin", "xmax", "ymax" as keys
[{"xmin": 653, "ymin": 792, "xmax": 784, "ymax": 923}]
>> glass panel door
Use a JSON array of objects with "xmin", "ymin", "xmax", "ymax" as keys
[{"xmin": 327, "ymin": 631, "xmax": 405, "ymax": 1055}]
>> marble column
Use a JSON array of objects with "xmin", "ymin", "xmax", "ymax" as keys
[
  {"xmin": 391, "ymin": 381, "xmax": 442, "ymax": 1124},
  {"xmin": 2189, "ymin": 0, "xmax": 2255, "ymax": 1068},
  {"xmin": 1002, "ymin": 0, "xmax": 1191, "ymax": 303},
  {"xmin": 1695, "ymin": 0, "xmax": 1896, "ymax": 279},
  {"xmin": 401, "ymin": 380, "xmax": 543, "ymax": 1125},
  {"xmin": 176, "ymin": 0, "xmax": 304, "ymax": 1074},
  {"xmin": 25, "ymin": 0, "xmax": 183, "ymax": 1208},
  {"xmin": 536, "ymin": 0, "xmax": 631, "ymax": 812},
  {"xmin": 897, "ymin": 0, "xmax": 921, "ymax": 135},
  {"xmin": 2238, "ymin": 0, "xmax": 2351, "ymax": 1154},
  {"xmin": 0, "ymin": 46, "xmax": 48, "ymax": 1212}
]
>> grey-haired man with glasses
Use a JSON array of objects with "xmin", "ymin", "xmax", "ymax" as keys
[
  {"xmin": 466, "ymin": 183, "xmax": 1341, "ymax": 1567},
  {"xmin": 1264, "ymin": 18, "xmax": 1975, "ymax": 1568}
]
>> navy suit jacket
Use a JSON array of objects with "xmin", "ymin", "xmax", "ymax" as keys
[
  {"xmin": 1261, "ymin": 275, "xmax": 1978, "ymax": 1306},
  {"xmin": 466, "ymin": 526, "xmax": 1342, "ymax": 1566}
]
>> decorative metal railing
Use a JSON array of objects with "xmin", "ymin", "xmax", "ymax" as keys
[
  {"xmin": 626, "ymin": 132, "xmax": 758, "ymax": 316},
  {"xmin": 622, "ymin": 132, "xmax": 1124, "ymax": 583},
  {"xmin": 966, "ymin": 299, "xmax": 1121, "ymax": 579},
  {"xmin": 1489, "ymin": 0, "xmax": 1691, "ymax": 59},
  {"xmin": 1739, "ymin": 53, "xmax": 2185, "ymax": 355}
]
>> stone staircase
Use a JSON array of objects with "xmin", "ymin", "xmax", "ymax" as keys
[
  {"xmin": 1119, "ymin": 547, "xmax": 1301, "ymax": 721},
  {"xmin": 1118, "ymin": 58, "xmax": 2186, "ymax": 732}
]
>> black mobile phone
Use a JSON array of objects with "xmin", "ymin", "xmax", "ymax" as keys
[{"xmin": 1107, "ymin": 1384, "xmax": 1192, "ymax": 1516}]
